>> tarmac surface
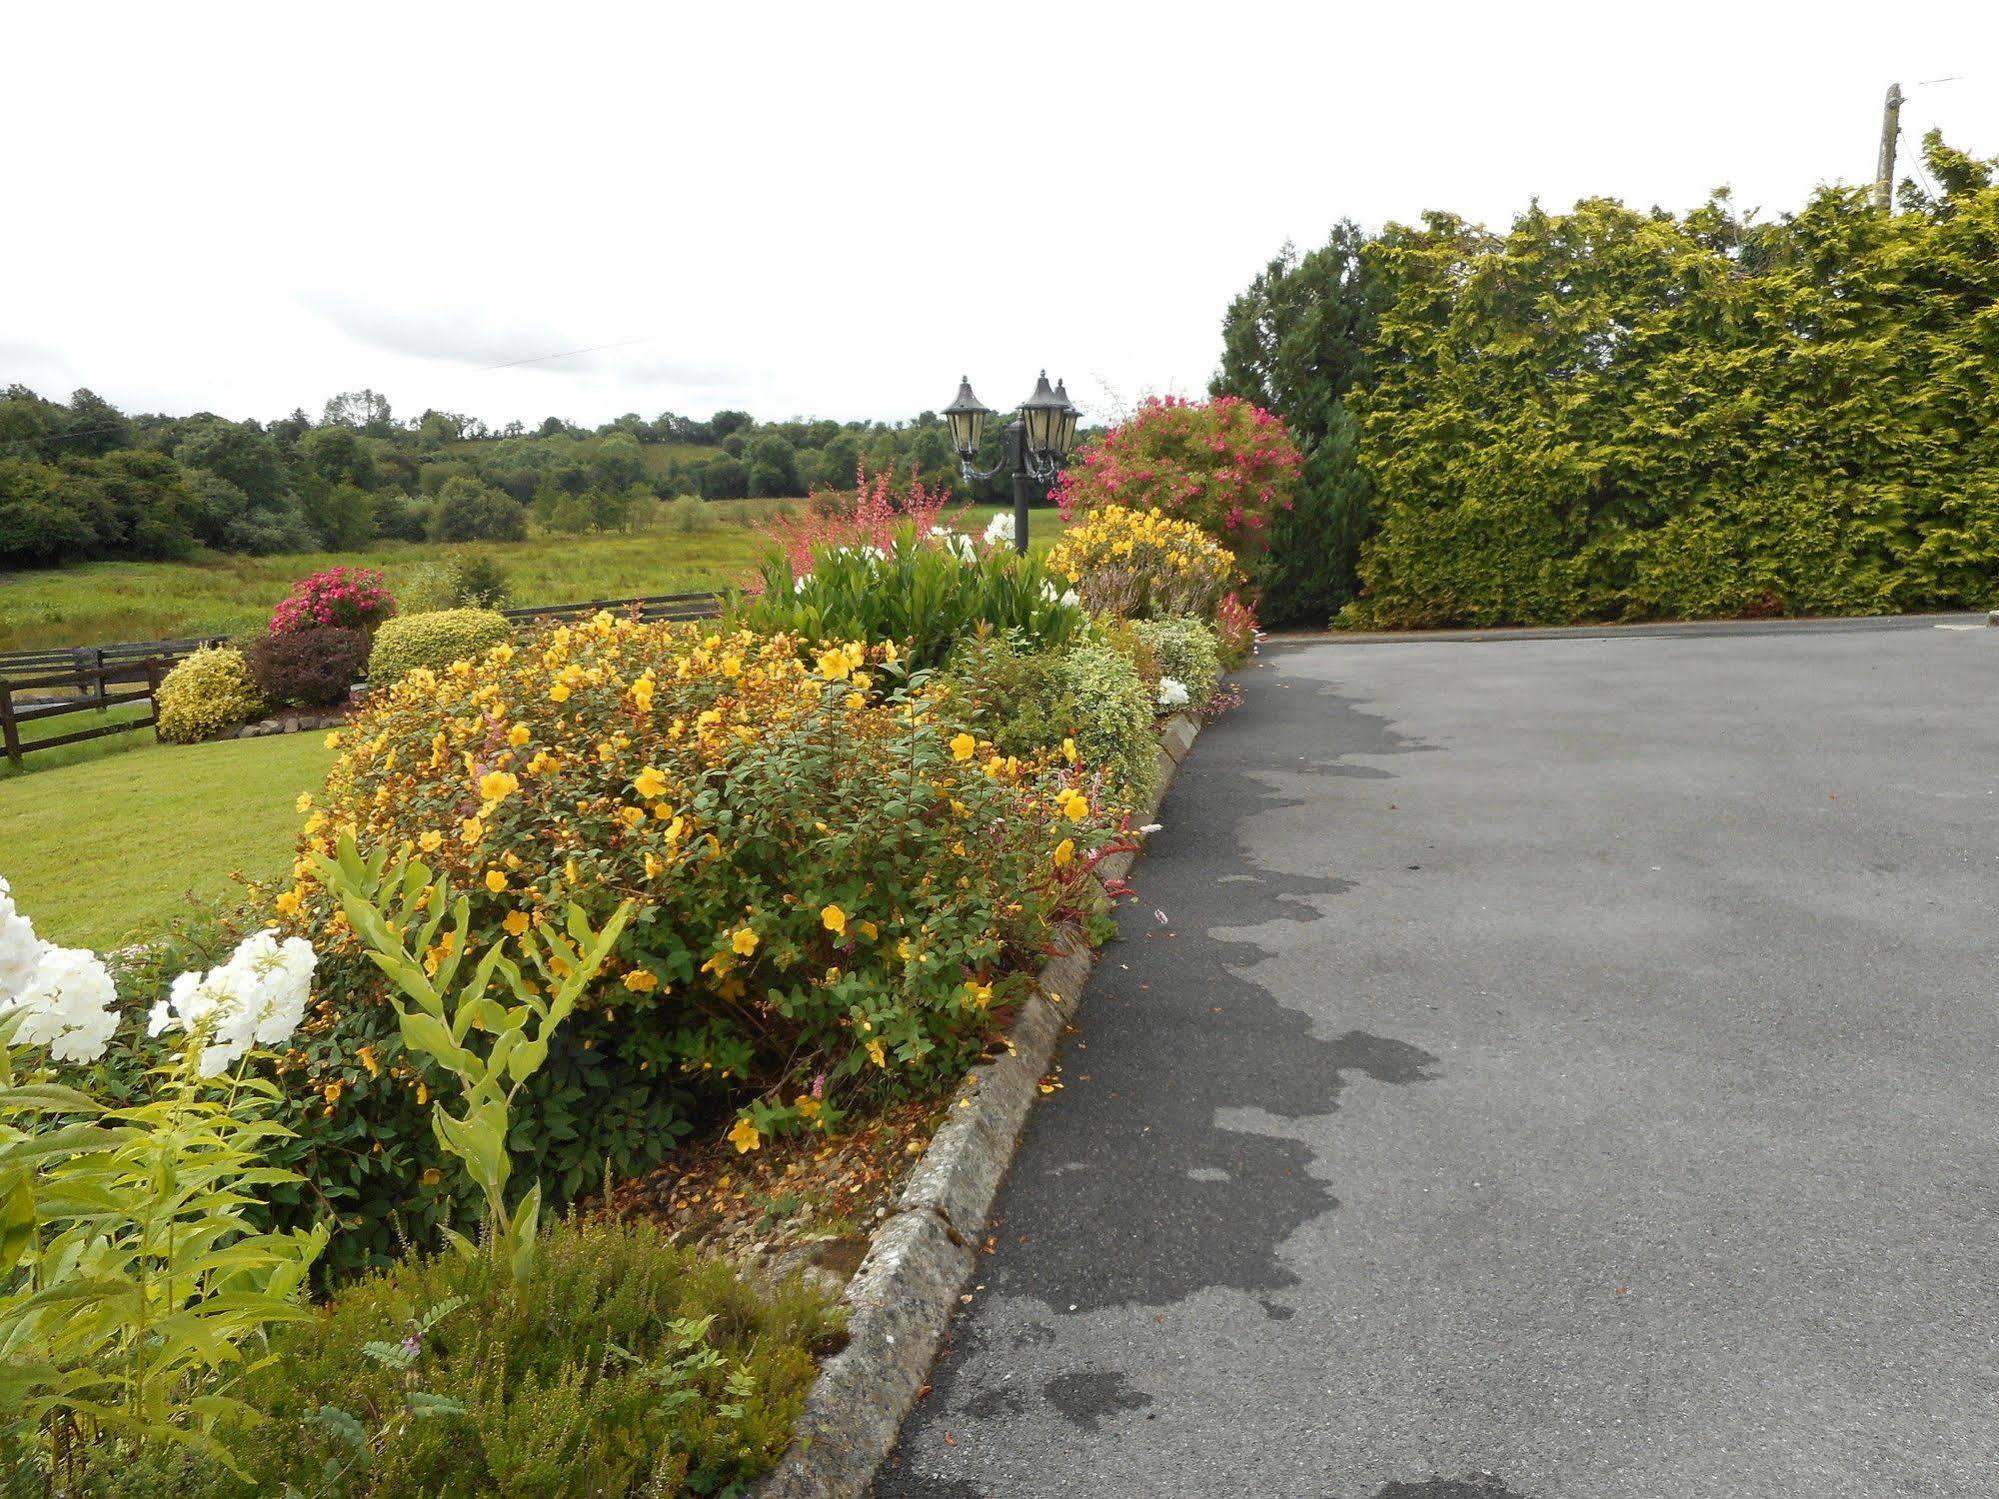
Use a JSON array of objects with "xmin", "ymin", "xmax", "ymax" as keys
[{"xmin": 874, "ymin": 618, "xmax": 1999, "ymax": 1498}]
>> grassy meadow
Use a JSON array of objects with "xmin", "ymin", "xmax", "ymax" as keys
[
  {"xmin": 0, "ymin": 501, "xmax": 1047, "ymax": 654},
  {"xmin": 0, "ymin": 730, "xmax": 335, "ymax": 949}
]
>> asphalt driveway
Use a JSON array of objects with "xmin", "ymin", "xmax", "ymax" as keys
[{"xmin": 875, "ymin": 617, "xmax": 1999, "ymax": 1499}]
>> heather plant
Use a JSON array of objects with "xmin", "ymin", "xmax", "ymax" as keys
[
  {"xmin": 268, "ymin": 566, "xmax": 394, "ymax": 636},
  {"xmin": 1045, "ymin": 504, "xmax": 1240, "ymax": 621},
  {"xmin": 1052, "ymin": 396, "xmax": 1302, "ymax": 562}
]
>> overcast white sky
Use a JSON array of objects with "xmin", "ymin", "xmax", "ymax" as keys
[{"xmin": 3, "ymin": 2, "xmax": 1995, "ymax": 431}]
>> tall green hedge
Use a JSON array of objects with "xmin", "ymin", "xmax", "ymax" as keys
[{"xmin": 1219, "ymin": 134, "xmax": 1999, "ymax": 628}]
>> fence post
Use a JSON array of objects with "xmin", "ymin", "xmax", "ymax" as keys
[
  {"xmin": 143, "ymin": 657, "xmax": 164, "ymax": 726},
  {"xmin": 92, "ymin": 647, "xmax": 107, "ymax": 705},
  {"xmin": 0, "ymin": 681, "xmax": 20, "ymax": 770}
]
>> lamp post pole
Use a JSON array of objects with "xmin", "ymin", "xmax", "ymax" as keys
[{"xmin": 944, "ymin": 372, "xmax": 1081, "ymax": 556}]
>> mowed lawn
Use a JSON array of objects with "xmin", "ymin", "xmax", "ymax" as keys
[{"xmin": 0, "ymin": 731, "xmax": 334, "ymax": 949}]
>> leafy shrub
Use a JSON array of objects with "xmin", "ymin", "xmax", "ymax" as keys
[
  {"xmin": 1131, "ymin": 616, "xmax": 1223, "ymax": 710},
  {"xmin": 1052, "ymin": 395, "xmax": 1302, "ymax": 562},
  {"xmin": 365, "ymin": 608, "xmax": 512, "ymax": 687},
  {"xmin": 244, "ymin": 626, "xmax": 369, "ymax": 708},
  {"xmin": 401, "ymin": 554, "xmax": 513, "ymax": 614},
  {"xmin": 84, "ymin": 1218, "xmax": 842, "ymax": 1499},
  {"xmin": 663, "ymin": 494, "xmax": 717, "ymax": 533},
  {"xmin": 370, "ymin": 491, "xmax": 430, "ymax": 542},
  {"xmin": 1045, "ymin": 504, "xmax": 1240, "ymax": 621},
  {"xmin": 1215, "ymin": 591, "xmax": 1259, "ymax": 667},
  {"xmin": 943, "ymin": 634, "xmax": 1159, "ymax": 807},
  {"xmin": 430, "ymin": 476, "xmax": 526, "ymax": 543},
  {"xmin": 743, "ymin": 524, "xmax": 1086, "ymax": 673},
  {"xmin": 268, "ymin": 617, "xmax": 1115, "ymax": 1266},
  {"xmin": 155, "ymin": 647, "xmax": 264, "ymax": 742},
  {"xmin": 269, "ymin": 566, "xmax": 395, "ymax": 636}
]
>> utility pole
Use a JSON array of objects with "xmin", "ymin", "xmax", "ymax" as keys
[{"xmin": 1874, "ymin": 82, "xmax": 1904, "ymax": 210}]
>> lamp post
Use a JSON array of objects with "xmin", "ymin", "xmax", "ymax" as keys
[{"xmin": 944, "ymin": 371, "xmax": 1083, "ymax": 554}]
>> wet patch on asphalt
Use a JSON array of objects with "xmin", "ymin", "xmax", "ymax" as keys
[{"xmin": 1041, "ymin": 1368, "xmax": 1155, "ymax": 1432}]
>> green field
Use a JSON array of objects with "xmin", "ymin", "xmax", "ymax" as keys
[
  {"xmin": 0, "ymin": 731, "xmax": 334, "ymax": 949},
  {"xmin": 0, "ymin": 502, "xmax": 1047, "ymax": 654}
]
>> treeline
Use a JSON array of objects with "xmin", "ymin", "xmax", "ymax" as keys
[
  {"xmin": 1214, "ymin": 130, "xmax": 1999, "ymax": 627},
  {"xmin": 0, "ymin": 388, "xmax": 1010, "ymax": 568}
]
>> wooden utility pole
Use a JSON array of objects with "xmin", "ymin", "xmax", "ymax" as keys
[{"xmin": 1874, "ymin": 82, "xmax": 1904, "ymax": 210}]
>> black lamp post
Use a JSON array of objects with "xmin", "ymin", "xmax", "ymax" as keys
[{"xmin": 944, "ymin": 371, "xmax": 1083, "ymax": 554}]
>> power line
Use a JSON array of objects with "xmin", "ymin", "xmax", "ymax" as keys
[{"xmin": 476, "ymin": 336, "xmax": 653, "ymax": 372}]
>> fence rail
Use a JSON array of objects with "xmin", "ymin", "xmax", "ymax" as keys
[
  {"xmin": 498, "ymin": 590, "xmax": 725, "ymax": 625},
  {"xmin": 1, "ymin": 659, "xmax": 166, "ymax": 768},
  {"xmin": 0, "ymin": 637, "xmax": 226, "ymax": 689}
]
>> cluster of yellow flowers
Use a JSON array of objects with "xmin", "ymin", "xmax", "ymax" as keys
[{"xmin": 1045, "ymin": 504, "xmax": 1239, "ymax": 619}]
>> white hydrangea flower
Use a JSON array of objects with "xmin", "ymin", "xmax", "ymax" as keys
[
  {"xmin": 0, "ymin": 881, "xmax": 48, "ymax": 1004},
  {"xmin": 154, "ymin": 929, "xmax": 317, "ymax": 1076},
  {"xmin": 1157, "ymin": 677, "xmax": 1191, "ymax": 708},
  {"xmin": 4, "ymin": 944, "xmax": 119, "ymax": 1064},
  {"xmin": 983, "ymin": 512, "xmax": 1016, "ymax": 547}
]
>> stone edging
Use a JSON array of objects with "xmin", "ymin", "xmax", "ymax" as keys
[{"xmin": 752, "ymin": 709, "xmax": 1204, "ymax": 1498}]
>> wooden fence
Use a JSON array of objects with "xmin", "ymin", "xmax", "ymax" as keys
[
  {"xmin": 0, "ymin": 637, "xmax": 225, "ymax": 690},
  {"xmin": 498, "ymin": 590, "xmax": 724, "ymax": 626},
  {"xmin": 1, "ymin": 658, "xmax": 167, "ymax": 768}
]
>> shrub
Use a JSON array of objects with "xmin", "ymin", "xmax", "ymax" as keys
[
  {"xmin": 663, "ymin": 494, "xmax": 717, "ymax": 533},
  {"xmin": 269, "ymin": 566, "xmax": 395, "ymax": 636},
  {"xmin": 1052, "ymin": 395, "xmax": 1302, "ymax": 562},
  {"xmin": 1131, "ymin": 616, "xmax": 1223, "ymax": 710},
  {"xmin": 365, "ymin": 608, "xmax": 512, "ymax": 687},
  {"xmin": 743, "ymin": 523, "xmax": 1086, "ymax": 673},
  {"xmin": 155, "ymin": 647, "xmax": 264, "ymax": 742},
  {"xmin": 430, "ymin": 476, "xmax": 526, "ymax": 543},
  {"xmin": 84, "ymin": 1218, "xmax": 842, "ymax": 1499},
  {"xmin": 943, "ymin": 633, "xmax": 1159, "ymax": 807},
  {"xmin": 244, "ymin": 626, "xmax": 370, "ymax": 708},
  {"xmin": 1215, "ymin": 591, "xmax": 1259, "ymax": 667},
  {"xmin": 404, "ymin": 554, "xmax": 514, "ymax": 614},
  {"xmin": 1045, "ymin": 504, "xmax": 1240, "ymax": 621},
  {"xmin": 370, "ymin": 491, "xmax": 431, "ymax": 542}
]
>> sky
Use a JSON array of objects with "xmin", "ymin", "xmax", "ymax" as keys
[{"xmin": 4, "ymin": 2, "xmax": 1995, "ymax": 433}]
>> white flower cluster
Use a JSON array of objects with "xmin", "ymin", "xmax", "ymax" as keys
[
  {"xmin": 930, "ymin": 526, "xmax": 980, "ymax": 564},
  {"xmin": 0, "ymin": 876, "xmax": 119, "ymax": 1064},
  {"xmin": 149, "ymin": 930, "xmax": 317, "ymax": 1077},
  {"xmin": 983, "ymin": 512, "xmax": 1016, "ymax": 547},
  {"xmin": 1039, "ymin": 581, "xmax": 1082, "ymax": 610},
  {"xmin": 1157, "ymin": 676, "xmax": 1191, "ymax": 708},
  {"xmin": 0, "ymin": 874, "xmax": 317, "ymax": 1073}
]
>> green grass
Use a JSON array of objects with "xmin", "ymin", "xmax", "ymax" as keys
[
  {"xmin": 0, "ymin": 503, "xmax": 1055, "ymax": 653},
  {"xmin": 1, "ymin": 700, "xmax": 156, "ymax": 779},
  {"xmin": 0, "ymin": 730, "xmax": 333, "ymax": 949}
]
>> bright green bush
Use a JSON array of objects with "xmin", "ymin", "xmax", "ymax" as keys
[
  {"xmin": 944, "ymin": 633, "xmax": 1159, "ymax": 807},
  {"xmin": 742, "ymin": 524, "xmax": 1086, "ymax": 673},
  {"xmin": 83, "ymin": 1218, "xmax": 843, "ymax": 1499},
  {"xmin": 1132, "ymin": 616, "xmax": 1222, "ymax": 710},
  {"xmin": 154, "ymin": 646, "xmax": 264, "ymax": 742},
  {"xmin": 365, "ymin": 607, "xmax": 512, "ymax": 686}
]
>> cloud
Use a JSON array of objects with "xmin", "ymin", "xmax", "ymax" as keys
[{"xmin": 297, "ymin": 293, "xmax": 739, "ymax": 386}]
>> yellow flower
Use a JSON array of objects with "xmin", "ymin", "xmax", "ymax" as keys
[
  {"xmin": 479, "ymin": 770, "xmax": 519, "ymax": 803},
  {"xmin": 634, "ymin": 766, "xmax": 668, "ymax": 799},
  {"xmin": 460, "ymin": 817, "xmax": 485, "ymax": 845},
  {"xmin": 1062, "ymin": 736, "xmax": 1079, "ymax": 765},
  {"xmin": 503, "ymin": 911, "xmax": 531, "ymax": 937},
  {"xmin": 866, "ymin": 1038, "xmax": 888, "ymax": 1068},
  {"xmin": 623, "ymin": 968, "xmax": 659, "ymax": 992},
  {"xmin": 324, "ymin": 731, "xmax": 342, "ymax": 749},
  {"xmin": 421, "ymin": 1166, "xmax": 442, "ymax": 1186},
  {"xmin": 859, "ymin": 920, "xmax": 879, "ymax": 941},
  {"xmin": 845, "ymin": 691, "xmax": 866, "ymax": 710},
  {"xmin": 507, "ymin": 723, "xmax": 531, "ymax": 747},
  {"xmin": 616, "ymin": 805, "xmax": 646, "ymax": 830},
  {"xmin": 1056, "ymin": 789, "xmax": 1090, "ymax": 822},
  {"xmin": 881, "ymin": 640, "xmax": 898, "ymax": 665},
  {"xmin": 357, "ymin": 1044, "xmax": 381, "ymax": 1077},
  {"xmin": 644, "ymin": 851, "xmax": 666, "ymax": 880},
  {"xmin": 965, "ymin": 980, "xmax": 993, "ymax": 1009},
  {"xmin": 816, "ymin": 647, "xmax": 852, "ymax": 682},
  {"xmin": 527, "ymin": 750, "xmax": 558, "ymax": 775},
  {"xmin": 821, "ymin": 904, "xmax": 847, "ymax": 937},
  {"xmin": 731, "ymin": 925, "xmax": 760, "ymax": 956},
  {"xmin": 950, "ymin": 732, "xmax": 977, "ymax": 762},
  {"xmin": 795, "ymin": 1095, "xmax": 822, "ymax": 1121},
  {"xmin": 1053, "ymin": 837, "xmax": 1076, "ymax": 868},
  {"xmin": 549, "ymin": 682, "xmax": 572, "ymax": 703},
  {"xmin": 273, "ymin": 886, "xmax": 303, "ymax": 917},
  {"xmin": 485, "ymin": 869, "xmax": 508, "ymax": 894},
  {"xmin": 728, "ymin": 1116, "xmax": 762, "ymax": 1154}
]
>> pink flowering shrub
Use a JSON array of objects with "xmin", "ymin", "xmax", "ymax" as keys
[
  {"xmin": 269, "ymin": 566, "xmax": 395, "ymax": 635},
  {"xmin": 760, "ymin": 464, "xmax": 959, "ymax": 578},
  {"xmin": 1215, "ymin": 590, "xmax": 1259, "ymax": 667},
  {"xmin": 1051, "ymin": 396, "xmax": 1303, "ymax": 561}
]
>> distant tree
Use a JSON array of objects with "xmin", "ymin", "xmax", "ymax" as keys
[
  {"xmin": 535, "ymin": 416, "xmax": 569, "ymax": 438},
  {"xmin": 745, "ymin": 433, "xmax": 799, "ymax": 497},
  {"xmin": 710, "ymin": 410, "xmax": 753, "ymax": 439},
  {"xmin": 267, "ymin": 407, "xmax": 315, "ymax": 446},
  {"xmin": 0, "ymin": 457, "xmax": 94, "ymax": 564},
  {"xmin": 431, "ymin": 475, "xmax": 525, "ymax": 542},
  {"xmin": 61, "ymin": 388, "xmax": 133, "ymax": 457},
  {"xmin": 296, "ymin": 424, "xmax": 380, "ymax": 494},
  {"xmin": 590, "ymin": 432, "xmax": 646, "ymax": 491},
  {"xmin": 89, "ymin": 448, "xmax": 204, "ymax": 558},
  {"xmin": 815, "ymin": 434, "xmax": 860, "ymax": 488},
  {"xmin": 693, "ymin": 455, "xmax": 749, "ymax": 500},
  {"xmin": 173, "ymin": 418, "xmax": 291, "ymax": 508},
  {"xmin": 303, "ymin": 481, "xmax": 377, "ymax": 549},
  {"xmin": 321, "ymin": 389, "xmax": 397, "ymax": 436}
]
